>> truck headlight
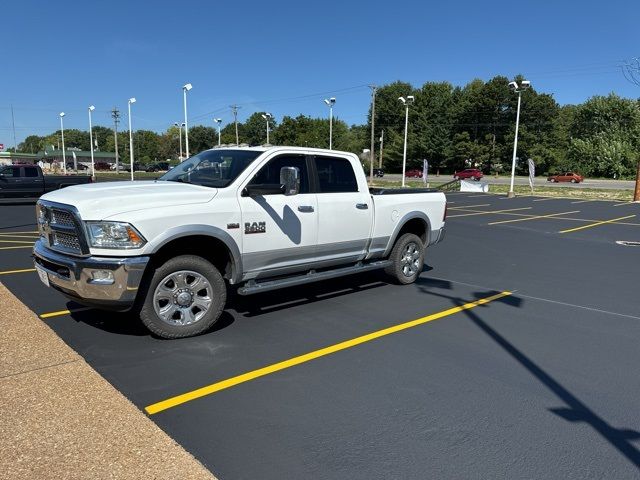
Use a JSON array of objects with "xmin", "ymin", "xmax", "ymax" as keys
[{"xmin": 85, "ymin": 221, "xmax": 146, "ymax": 249}]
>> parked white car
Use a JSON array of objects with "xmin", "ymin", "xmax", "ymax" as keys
[{"xmin": 33, "ymin": 147, "xmax": 446, "ymax": 338}]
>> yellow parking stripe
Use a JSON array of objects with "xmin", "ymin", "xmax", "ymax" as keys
[
  {"xmin": 0, "ymin": 234, "xmax": 39, "ymax": 239},
  {"xmin": 447, "ymin": 207, "xmax": 531, "ymax": 218},
  {"xmin": 145, "ymin": 291, "xmax": 513, "ymax": 415},
  {"xmin": 39, "ymin": 307, "xmax": 91, "ymax": 319},
  {"xmin": 0, "ymin": 268, "xmax": 36, "ymax": 276},
  {"xmin": 0, "ymin": 231, "xmax": 38, "ymax": 235},
  {"xmin": 0, "ymin": 240, "xmax": 35, "ymax": 244},
  {"xmin": 488, "ymin": 211, "xmax": 580, "ymax": 225},
  {"xmin": 559, "ymin": 215, "xmax": 636, "ymax": 234},
  {"xmin": 0, "ymin": 246, "xmax": 33, "ymax": 250}
]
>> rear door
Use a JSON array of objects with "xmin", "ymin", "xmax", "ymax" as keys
[
  {"xmin": 313, "ymin": 155, "xmax": 372, "ymax": 264},
  {"xmin": 22, "ymin": 166, "xmax": 42, "ymax": 197}
]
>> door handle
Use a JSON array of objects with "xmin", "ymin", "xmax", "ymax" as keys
[
  {"xmin": 298, "ymin": 205, "xmax": 314, "ymax": 212},
  {"xmin": 356, "ymin": 203, "xmax": 369, "ymax": 210}
]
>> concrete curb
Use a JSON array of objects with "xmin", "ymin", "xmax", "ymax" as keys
[{"xmin": 0, "ymin": 282, "xmax": 217, "ymax": 480}]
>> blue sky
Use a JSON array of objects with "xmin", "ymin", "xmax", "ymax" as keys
[{"xmin": 1, "ymin": 0, "xmax": 638, "ymax": 146}]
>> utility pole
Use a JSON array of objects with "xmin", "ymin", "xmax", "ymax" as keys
[
  {"xmin": 230, "ymin": 105, "xmax": 240, "ymax": 145},
  {"xmin": 368, "ymin": 85, "xmax": 377, "ymax": 185},
  {"xmin": 379, "ymin": 130, "xmax": 384, "ymax": 168},
  {"xmin": 11, "ymin": 105, "xmax": 17, "ymax": 153},
  {"xmin": 622, "ymin": 58, "xmax": 640, "ymax": 201},
  {"xmin": 111, "ymin": 108, "xmax": 120, "ymax": 173}
]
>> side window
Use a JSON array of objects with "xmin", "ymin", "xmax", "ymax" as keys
[
  {"xmin": 315, "ymin": 156, "xmax": 358, "ymax": 193},
  {"xmin": 249, "ymin": 155, "xmax": 309, "ymax": 193},
  {"xmin": 0, "ymin": 167, "xmax": 20, "ymax": 177},
  {"xmin": 24, "ymin": 167, "xmax": 38, "ymax": 177}
]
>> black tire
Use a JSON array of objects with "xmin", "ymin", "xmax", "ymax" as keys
[
  {"xmin": 385, "ymin": 233, "xmax": 425, "ymax": 285},
  {"xmin": 138, "ymin": 255, "xmax": 226, "ymax": 339}
]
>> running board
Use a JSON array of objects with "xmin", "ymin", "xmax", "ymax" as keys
[{"xmin": 237, "ymin": 260, "xmax": 392, "ymax": 295}]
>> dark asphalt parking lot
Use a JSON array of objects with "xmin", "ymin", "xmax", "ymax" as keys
[{"xmin": 2, "ymin": 193, "xmax": 640, "ymax": 479}]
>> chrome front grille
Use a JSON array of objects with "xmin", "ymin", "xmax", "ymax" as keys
[
  {"xmin": 37, "ymin": 201, "xmax": 88, "ymax": 256},
  {"xmin": 52, "ymin": 231, "xmax": 82, "ymax": 252},
  {"xmin": 51, "ymin": 209, "xmax": 75, "ymax": 228}
]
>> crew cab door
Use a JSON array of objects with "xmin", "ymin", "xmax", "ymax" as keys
[
  {"xmin": 22, "ymin": 166, "xmax": 43, "ymax": 197},
  {"xmin": 313, "ymin": 155, "xmax": 372, "ymax": 263},
  {"xmin": 238, "ymin": 154, "xmax": 318, "ymax": 277},
  {"xmin": 0, "ymin": 166, "xmax": 25, "ymax": 197}
]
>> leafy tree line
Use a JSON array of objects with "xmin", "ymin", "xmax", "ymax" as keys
[{"xmin": 18, "ymin": 76, "xmax": 640, "ymax": 177}]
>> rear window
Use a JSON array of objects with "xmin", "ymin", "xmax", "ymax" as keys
[
  {"xmin": 315, "ymin": 156, "xmax": 358, "ymax": 193},
  {"xmin": 24, "ymin": 167, "xmax": 39, "ymax": 177}
]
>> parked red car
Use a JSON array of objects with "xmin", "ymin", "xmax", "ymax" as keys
[
  {"xmin": 547, "ymin": 172, "xmax": 583, "ymax": 183},
  {"xmin": 405, "ymin": 169, "xmax": 423, "ymax": 178},
  {"xmin": 453, "ymin": 169, "xmax": 483, "ymax": 181}
]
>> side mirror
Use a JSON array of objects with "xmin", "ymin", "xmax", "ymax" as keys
[{"xmin": 280, "ymin": 166, "xmax": 300, "ymax": 196}]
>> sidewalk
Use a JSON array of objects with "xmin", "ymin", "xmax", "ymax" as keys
[{"xmin": 0, "ymin": 283, "xmax": 217, "ymax": 480}]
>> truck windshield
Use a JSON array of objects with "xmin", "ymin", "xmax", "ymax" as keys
[{"xmin": 158, "ymin": 149, "xmax": 262, "ymax": 188}]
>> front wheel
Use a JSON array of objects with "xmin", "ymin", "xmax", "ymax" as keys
[
  {"xmin": 571, "ymin": 178, "xmax": 577, "ymax": 183},
  {"xmin": 139, "ymin": 255, "xmax": 226, "ymax": 339},
  {"xmin": 385, "ymin": 233, "xmax": 425, "ymax": 285}
]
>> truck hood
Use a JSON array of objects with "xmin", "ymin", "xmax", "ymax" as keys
[{"xmin": 41, "ymin": 181, "xmax": 218, "ymax": 220}]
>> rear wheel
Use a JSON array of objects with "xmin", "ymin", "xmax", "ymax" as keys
[
  {"xmin": 385, "ymin": 233, "xmax": 425, "ymax": 285},
  {"xmin": 139, "ymin": 255, "xmax": 226, "ymax": 339}
]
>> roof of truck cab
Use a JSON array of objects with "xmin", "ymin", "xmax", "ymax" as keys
[{"xmin": 205, "ymin": 145, "xmax": 356, "ymax": 156}]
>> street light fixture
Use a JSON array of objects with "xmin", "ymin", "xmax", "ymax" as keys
[
  {"xmin": 174, "ymin": 122, "xmax": 183, "ymax": 160},
  {"xmin": 398, "ymin": 95, "xmax": 415, "ymax": 187},
  {"xmin": 261, "ymin": 113, "xmax": 273, "ymax": 145},
  {"xmin": 88, "ymin": 105, "xmax": 95, "ymax": 178},
  {"xmin": 59, "ymin": 112, "xmax": 66, "ymax": 174},
  {"xmin": 182, "ymin": 83, "xmax": 192, "ymax": 158},
  {"xmin": 323, "ymin": 97, "xmax": 336, "ymax": 150},
  {"xmin": 507, "ymin": 79, "xmax": 531, "ymax": 198},
  {"xmin": 213, "ymin": 118, "xmax": 222, "ymax": 146},
  {"xmin": 128, "ymin": 97, "xmax": 136, "ymax": 181}
]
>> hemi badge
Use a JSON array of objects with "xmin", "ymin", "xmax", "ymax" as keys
[{"xmin": 227, "ymin": 223, "xmax": 240, "ymax": 229}]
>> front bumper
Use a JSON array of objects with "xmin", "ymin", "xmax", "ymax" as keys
[{"xmin": 33, "ymin": 239, "xmax": 150, "ymax": 310}]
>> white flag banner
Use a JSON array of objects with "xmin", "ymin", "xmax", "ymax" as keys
[
  {"xmin": 422, "ymin": 159, "xmax": 428, "ymax": 185},
  {"xmin": 527, "ymin": 158, "xmax": 535, "ymax": 191}
]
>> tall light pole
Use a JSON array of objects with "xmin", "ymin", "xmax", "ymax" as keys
[
  {"xmin": 182, "ymin": 83, "xmax": 192, "ymax": 158},
  {"xmin": 507, "ymin": 80, "xmax": 531, "ymax": 198},
  {"xmin": 379, "ymin": 130, "xmax": 384, "ymax": 168},
  {"xmin": 88, "ymin": 105, "xmax": 95, "ymax": 178},
  {"xmin": 368, "ymin": 85, "xmax": 377, "ymax": 184},
  {"xmin": 261, "ymin": 113, "xmax": 272, "ymax": 145},
  {"xmin": 111, "ymin": 108, "xmax": 120, "ymax": 174},
  {"xmin": 230, "ymin": 105, "xmax": 240, "ymax": 145},
  {"xmin": 323, "ymin": 97, "xmax": 336, "ymax": 149},
  {"xmin": 174, "ymin": 122, "xmax": 183, "ymax": 160},
  {"xmin": 128, "ymin": 97, "xmax": 136, "ymax": 181},
  {"xmin": 59, "ymin": 112, "xmax": 67, "ymax": 174},
  {"xmin": 213, "ymin": 118, "xmax": 222, "ymax": 146},
  {"xmin": 398, "ymin": 95, "xmax": 415, "ymax": 187}
]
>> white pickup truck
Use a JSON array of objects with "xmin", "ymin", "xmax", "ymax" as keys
[{"xmin": 33, "ymin": 147, "xmax": 446, "ymax": 338}]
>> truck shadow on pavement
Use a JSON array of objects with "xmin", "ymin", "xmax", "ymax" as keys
[
  {"xmin": 67, "ymin": 306, "xmax": 235, "ymax": 338},
  {"xmin": 228, "ymin": 271, "xmax": 391, "ymax": 317},
  {"xmin": 416, "ymin": 277, "xmax": 640, "ymax": 471}
]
